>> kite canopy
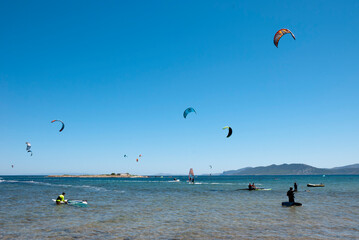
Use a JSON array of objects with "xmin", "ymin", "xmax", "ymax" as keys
[
  {"xmin": 223, "ymin": 126, "xmax": 233, "ymax": 138},
  {"xmin": 26, "ymin": 142, "xmax": 32, "ymax": 156},
  {"xmin": 183, "ymin": 107, "xmax": 196, "ymax": 119},
  {"xmin": 51, "ymin": 120, "xmax": 65, "ymax": 132},
  {"xmin": 273, "ymin": 29, "xmax": 295, "ymax": 47}
]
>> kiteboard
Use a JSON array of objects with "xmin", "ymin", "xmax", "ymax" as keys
[
  {"xmin": 238, "ymin": 188, "xmax": 272, "ymax": 191},
  {"xmin": 52, "ymin": 199, "xmax": 88, "ymax": 205},
  {"xmin": 281, "ymin": 202, "xmax": 302, "ymax": 207}
]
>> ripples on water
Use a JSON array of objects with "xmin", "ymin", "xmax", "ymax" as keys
[{"xmin": 0, "ymin": 175, "xmax": 358, "ymax": 239}]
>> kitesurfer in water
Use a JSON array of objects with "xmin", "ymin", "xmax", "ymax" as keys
[
  {"xmin": 294, "ymin": 182, "xmax": 298, "ymax": 192},
  {"xmin": 56, "ymin": 192, "xmax": 67, "ymax": 205},
  {"xmin": 252, "ymin": 183, "xmax": 256, "ymax": 189},
  {"xmin": 191, "ymin": 177, "xmax": 194, "ymax": 184},
  {"xmin": 287, "ymin": 187, "xmax": 295, "ymax": 203},
  {"xmin": 248, "ymin": 183, "xmax": 253, "ymax": 190}
]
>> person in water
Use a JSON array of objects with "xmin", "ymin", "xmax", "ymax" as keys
[
  {"xmin": 294, "ymin": 182, "xmax": 298, "ymax": 192},
  {"xmin": 248, "ymin": 183, "xmax": 252, "ymax": 190},
  {"xmin": 191, "ymin": 177, "xmax": 195, "ymax": 184},
  {"xmin": 56, "ymin": 192, "xmax": 67, "ymax": 205},
  {"xmin": 287, "ymin": 187, "xmax": 295, "ymax": 203},
  {"xmin": 252, "ymin": 183, "xmax": 256, "ymax": 189}
]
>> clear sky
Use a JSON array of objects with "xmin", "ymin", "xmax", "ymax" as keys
[{"xmin": 1, "ymin": 0, "xmax": 359, "ymax": 175}]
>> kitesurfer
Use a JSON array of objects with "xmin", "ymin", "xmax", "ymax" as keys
[
  {"xmin": 191, "ymin": 177, "xmax": 195, "ymax": 184},
  {"xmin": 56, "ymin": 192, "xmax": 67, "ymax": 205},
  {"xmin": 252, "ymin": 183, "xmax": 256, "ymax": 189},
  {"xmin": 287, "ymin": 187, "xmax": 295, "ymax": 203},
  {"xmin": 294, "ymin": 182, "xmax": 298, "ymax": 192},
  {"xmin": 248, "ymin": 183, "xmax": 253, "ymax": 190}
]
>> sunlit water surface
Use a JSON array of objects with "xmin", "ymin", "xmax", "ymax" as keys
[{"xmin": 1, "ymin": 175, "xmax": 358, "ymax": 239}]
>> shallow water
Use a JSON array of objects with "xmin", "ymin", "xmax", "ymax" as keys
[{"xmin": 1, "ymin": 175, "xmax": 358, "ymax": 239}]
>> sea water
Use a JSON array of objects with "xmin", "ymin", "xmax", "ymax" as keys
[{"xmin": 0, "ymin": 175, "xmax": 358, "ymax": 239}]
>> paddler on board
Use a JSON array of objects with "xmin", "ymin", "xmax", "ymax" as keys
[
  {"xmin": 56, "ymin": 192, "xmax": 67, "ymax": 205},
  {"xmin": 287, "ymin": 187, "xmax": 295, "ymax": 203}
]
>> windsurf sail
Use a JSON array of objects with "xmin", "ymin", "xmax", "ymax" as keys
[{"xmin": 188, "ymin": 168, "xmax": 194, "ymax": 181}]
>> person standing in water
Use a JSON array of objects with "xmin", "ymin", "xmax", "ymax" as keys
[
  {"xmin": 56, "ymin": 192, "xmax": 67, "ymax": 205},
  {"xmin": 294, "ymin": 182, "xmax": 298, "ymax": 192},
  {"xmin": 287, "ymin": 187, "xmax": 295, "ymax": 203}
]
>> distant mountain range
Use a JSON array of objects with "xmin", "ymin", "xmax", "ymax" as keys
[{"xmin": 222, "ymin": 163, "xmax": 359, "ymax": 175}]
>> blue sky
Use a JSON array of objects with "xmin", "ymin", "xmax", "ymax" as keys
[{"xmin": 1, "ymin": 0, "xmax": 359, "ymax": 175}]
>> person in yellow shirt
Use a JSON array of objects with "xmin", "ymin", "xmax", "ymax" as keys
[{"xmin": 56, "ymin": 192, "xmax": 67, "ymax": 205}]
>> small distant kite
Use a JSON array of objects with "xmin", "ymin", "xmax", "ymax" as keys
[
  {"xmin": 136, "ymin": 158, "xmax": 139, "ymax": 162},
  {"xmin": 273, "ymin": 29, "xmax": 295, "ymax": 48},
  {"xmin": 209, "ymin": 165, "xmax": 212, "ymax": 169},
  {"xmin": 139, "ymin": 154, "xmax": 142, "ymax": 157},
  {"xmin": 124, "ymin": 155, "xmax": 127, "ymax": 158},
  {"xmin": 223, "ymin": 126, "xmax": 233, "ymax": 138},
  {"xmin": 12, "ymin": 165, "xmax": 14, "ymax": 168},
  {"xmin": 51, "ymin": 120, "xmax": 65, "ymax": 132},
  {"xmin": 26, "ymin": 142, "xmax": 33, "ymax": 156},
  {"xmin": 183, "ymin": 107, "xmax": 196, "ymax": 119}
]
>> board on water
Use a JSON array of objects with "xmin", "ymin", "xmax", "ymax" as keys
[
  {"xmin": 52, "ymin": 199, "xmax": 88, "ymax": 205},
  {"xmin": 307, "ymin": 183, "xmax": 324, "ymax": 187},
  {"xmin": 282, "ymin": 202, "xmax": 302, "ymax": 207},
  {"xmin": 238, "ymin": 188, "xmax": 272, "ymax": 191}
]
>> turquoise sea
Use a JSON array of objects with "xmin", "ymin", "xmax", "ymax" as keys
[{"xmin": 1, "ymin": 175, "xmax": 358, "ymax": 239}]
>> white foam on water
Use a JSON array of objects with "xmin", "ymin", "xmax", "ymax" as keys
[{"xmin": 0, "ymin": 179, "xmax": 108, "ymax": 191}]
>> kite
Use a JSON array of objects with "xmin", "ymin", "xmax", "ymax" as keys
[
  {"xmin": 51, "ymin": 120, "xmax": 65, "ymax": 132},
  {"xmin": 274, "ymin": 29, "xmax": 295, "ymax": 48},
  {"xmin": 183, "ymin": 107, "xmax": 196, "ymax": 119},
  {"xmin": 26, "ymin": 142, "xmax": 33, "ymax": 156},
  {"xmin": 223, "ymin": 126, "xmax": 233, "ymax": 138}
]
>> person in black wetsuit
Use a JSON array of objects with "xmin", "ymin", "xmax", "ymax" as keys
[
  {"xmin": 287, "ymin": 187, "xmax": 295, "ymax": 203},
  {"xmin": 248, "ymin": 183, "xmax": 252, "ymax": 190},
  {"xmin": 294, "ymin": 182, "xmax": 298, "ymax": 192}
]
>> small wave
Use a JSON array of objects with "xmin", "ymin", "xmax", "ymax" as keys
[
  {"xmin": 0, "ymin": 180, "xmax": 108, "ymax": 191},
  {"xmin": 119, "ymin": 180, "xmax": 164, "ymax": 183},
  {"xmin": 209, "ymin": 183, "xmax": 235, "ymax": 185}
]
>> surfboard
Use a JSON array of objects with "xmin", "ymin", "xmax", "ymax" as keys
[
  {"xmin": 238, "ymin": 188, "xmax": 272, "ymax": 191},
  {"xmin": 52, "ymin": 199, "xmax": 88, "ymax": 205},
  {"xmin": 282, "ymin": 202, "xmax": 302, "ymax": 207}
]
